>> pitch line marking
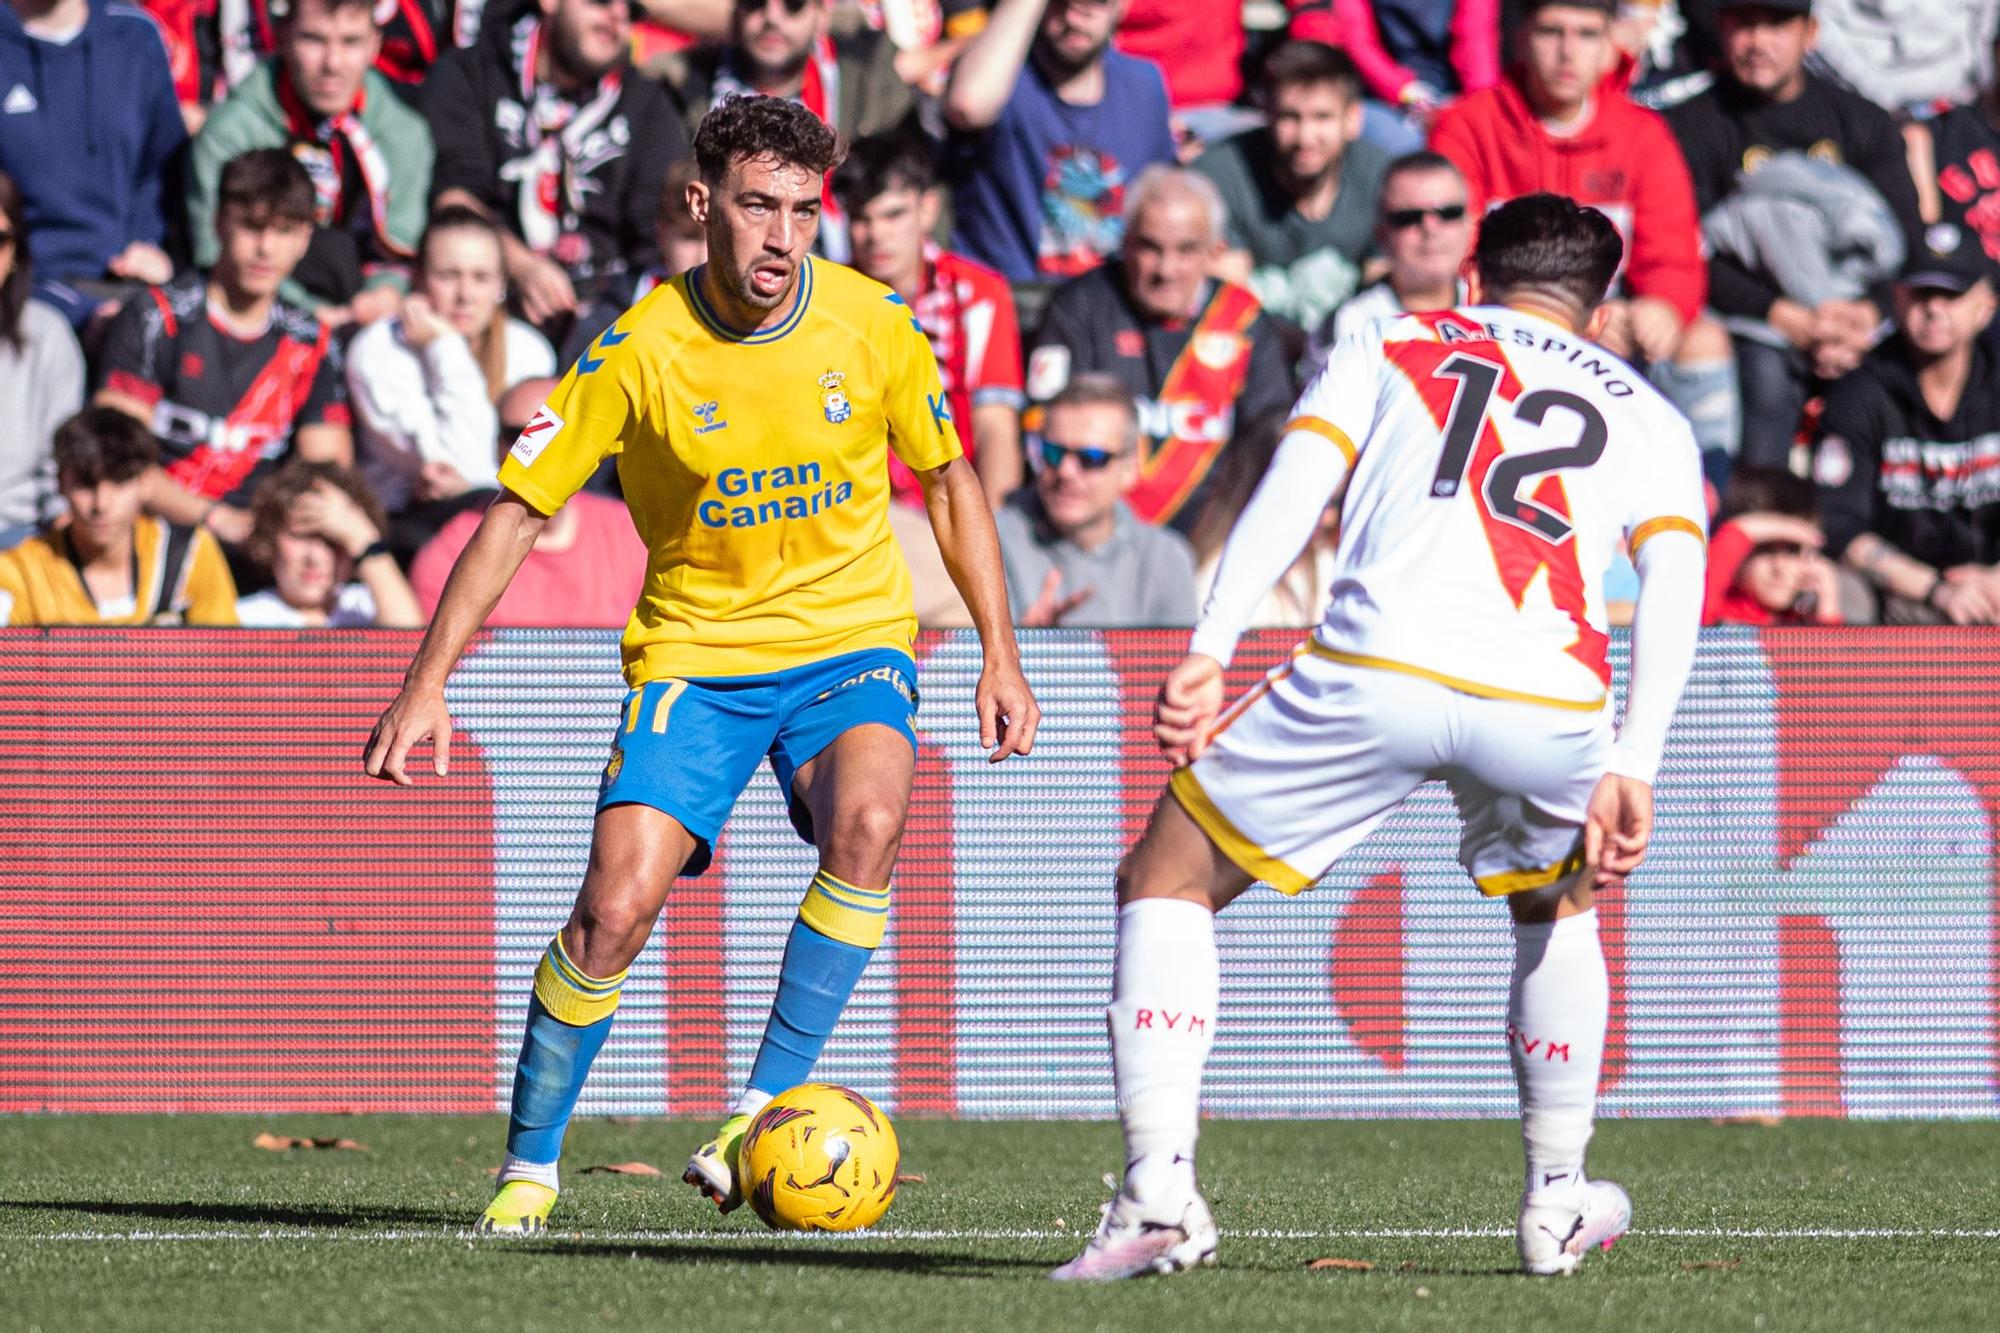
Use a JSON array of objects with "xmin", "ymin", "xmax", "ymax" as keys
[{"xmin": 14, "ymin": 1226, "xmax": 2000, "ymax": 1244}]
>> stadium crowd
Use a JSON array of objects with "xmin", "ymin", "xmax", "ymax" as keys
[{"xmin": 2, "ymin": 0, "xmax": 1998, "ymax": 631}]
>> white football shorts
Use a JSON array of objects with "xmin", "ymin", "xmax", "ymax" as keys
[{"xmin": 1169, "ymin": 644, "xmax": 1612, "ymax": 896}]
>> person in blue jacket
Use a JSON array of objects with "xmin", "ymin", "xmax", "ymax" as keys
[{"xmin": 0, "ymin": 0, "xmax": 186, "ymax": 329}]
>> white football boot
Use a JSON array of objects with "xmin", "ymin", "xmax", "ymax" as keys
[
  {"xmin": 1517, "ymin": 1179, "xmax": 1632, "ymax": 1276},
  {"xmin": 1049, "ymin": 1156, "xmax": 1219, "ymax": 1282}
]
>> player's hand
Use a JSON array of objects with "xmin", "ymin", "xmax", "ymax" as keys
[
  {"xmin": 1154, "ymin": 653, "xmax": 1225, "ymax": 766},
  {"xmin": 977, "ymin": 657, "xmax": 1039, "ymax": 763},
  {"xmin": 364, "ymin": 684, "xmax": 454, "ymax": 785},
  {"xmin": 1021, "ymin": 568, "xmax": 1092, "ymax": 627},
  {"xmin": 1582, "ymin": 772, "xmax": 1653, "ymax": 890}
]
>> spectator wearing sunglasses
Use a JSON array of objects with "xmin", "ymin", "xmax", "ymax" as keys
[
  {"xmin": 655, "ymin": 0, "xmax": 916, "ymax": 265},
  {"xmin": 1192, "ymin": 41, "xmax": 1387, "ymax": 335},
  {"xmin": 1306, "ymin": 151, "xmax": 1471, "ymax": 374},
  {"xmin": 1025, "ymin": 165, "xmax": 1294, "ymax": 538},
  {"xmin": 1431, "ymin": 0, "xmax": 1738, "ymax": 483},
  {"xmin": 992, "ymin": 372, "xmax": 1197, "ymax": 628}
]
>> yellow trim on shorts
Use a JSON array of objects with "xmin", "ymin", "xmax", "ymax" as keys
[
  {"xmin": 1629, "ymin": 515, "xmax": 1705, "ymax": 555},
  {"xmin": 1305, "ymin": 643, "xmax": 1607, "ymax": 713},
  {"xmin": 1474, "ymin": 841, "xmax": 1588, "ymax": 898},
  {"xmin": 1169, "ymin": 767, "xmax": 1314, "ymax": 895},
  {"xmin": 1282, "ymin": 415, "xmax": 1358, "ymax": 466}
]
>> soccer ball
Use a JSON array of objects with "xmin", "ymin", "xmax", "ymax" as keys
[{"xmin": 738, "ymin": 1082, "xmax": 900, "ymax": 1232}]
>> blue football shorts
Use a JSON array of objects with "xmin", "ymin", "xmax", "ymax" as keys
[{"xmin": 596, "ymin": 647, "xmax": 919, "ymax": 874}]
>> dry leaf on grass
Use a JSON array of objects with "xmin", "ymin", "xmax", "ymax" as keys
[
  {"xmin": 1682, "ymin": 1259, "xmax": 1743, "ymax": 1271},
  {"xmin": 1709, "ymin": 1115, "xmax": 1783, "ymax": 1128},
  {"xmin": 579, "ymin": 1161, "xmax": 662, "ymax": 1176},
  {"xmin": 894, "ymin": 1173, "xmax": 926, "ymax": 1185},
  {"xmin": 1306, "ymin": 1257, "xmax": 1374, "ymax": 1272},
  {"xmin": 252, "ymin": 1133, "xmax": 368, "ymax": 1152}
]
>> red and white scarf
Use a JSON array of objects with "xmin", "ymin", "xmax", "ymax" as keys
[
  {"xmin": 275, "ymin": 63, "xmax": 410, "ymax": 259},
  {"xmin": 502, "ymin": 16, "xmax": 626, "ymax": 263}
]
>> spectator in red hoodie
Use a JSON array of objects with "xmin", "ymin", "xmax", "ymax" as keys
[{"xmin": 1431, "ymin": 0, "xmax": 1740, "ymax": 481}]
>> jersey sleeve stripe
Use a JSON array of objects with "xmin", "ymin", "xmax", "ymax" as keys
[
  {"xmin": 1629, "ymin": 515, "xmax": 1705, "ymax": 555},
  {"xmin": 1282, "ymin": 415, "xmax": 1358, "ymax": 466}
]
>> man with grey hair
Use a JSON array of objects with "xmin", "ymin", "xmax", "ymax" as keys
[
  {"xmin": 993, "ymin": 372, "xmax": 1199, "ymax": 627},
  {"xmin": 1025, "ymin": 164, "xmax": 1295, "ymax": 536}
]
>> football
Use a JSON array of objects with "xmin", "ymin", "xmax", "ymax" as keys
[{"xmin": 737, "ymin": 1083, "xmax": 901, "ymax": 1232}]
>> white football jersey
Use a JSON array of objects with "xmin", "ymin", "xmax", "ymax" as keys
[{"xmin": 1287, "ymin": 305, "xmax": 1706, "ymax": 709}]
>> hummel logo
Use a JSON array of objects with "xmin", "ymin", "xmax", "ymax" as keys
[
  {"xmin": 692, "ymin": 400, "xmax": 727, "ymax": 434},
  {"xmin": 3, "ymin": 84, "xmax": 36, "ymax": 114}
]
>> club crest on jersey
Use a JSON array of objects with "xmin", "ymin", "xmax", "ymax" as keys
[
  {"xmin": 693, "ymin": 400, "xmax": 727, "ymax": 434},
  {"xmin": 819, "ymin": 371, "xmax": 852, "ymax": 425}
]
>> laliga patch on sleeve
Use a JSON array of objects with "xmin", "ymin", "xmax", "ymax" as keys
[
  {"xmin": 1025, "ymin": 345, "xmax": 1071, "ymax": 403},
  {"xmin": 509, "ymin": 405, "xmax": 564, "ymax": 467}
]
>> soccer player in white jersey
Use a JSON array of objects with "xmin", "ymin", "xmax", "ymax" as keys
[{"xmin": 1052, "ymin": 194, "xmax": 1709, "ymax": 1282}]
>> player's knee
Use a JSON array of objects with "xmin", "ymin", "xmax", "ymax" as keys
[
  {"xmin": 570, "ymin": 893, "xmax": 661, "ymax": 962},
  {"xmin": 1115, "ymin": 848, "xmax": 1211, "ymax": 909},
  {"xmin": 826, "ymin": 795, "xmax": 907, "ymax": 863}
]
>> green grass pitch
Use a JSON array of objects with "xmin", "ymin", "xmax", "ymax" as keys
[{"xmin": 2, "ymin": 1116, "xmax": 1994, "ymax": 1332}]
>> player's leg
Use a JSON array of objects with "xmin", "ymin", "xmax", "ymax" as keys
[
  {"xmin": 1056, "ymin": 652, "xmax": 1422, "ymax": 1281},
  {"xmin": 484, "ymin": 805, "xmax": 697, "ymax": 1233},
  {"xmin": 488, "ymin": 674, "xmax": 776, "ymax": 1233},
  {"xmin": 1046, "ymin": 793, "xmax": 1251, "ymax": 1281},
  {"xmin": 684, "ymin": 651, "xmax": 917, "ymax": 1212},
  {"xmin": 1453, "ymin": 702, "xmax": 1631, "ymax": 1274}
]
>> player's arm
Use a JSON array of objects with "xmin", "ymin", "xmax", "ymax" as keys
[
  {"xmin": 363, "ymin": 491, "xmax": 547, "ymax": 784},
  {"xmin": 365, "ymin": 350, "xmax": 633, "ymax": 784},
  {"xmin": 1591, "ymin": 438, "xmax": 1710, "ymax": 887},
  {"xmin": 1164, "ymin": 338, "xmax": 1376, "ymax": 764},
  {"xmin": 917, "ymin": 450, "xmax": 1039, "ymax": 763},
  {"xmin": 887, "ymin": 292, "xmax": 1040, "ymax": 762}
]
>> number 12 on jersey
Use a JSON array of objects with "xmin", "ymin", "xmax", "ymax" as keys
[{"xmin": 1427, "ymin": 353, "xmax": 1608, "ymax": 544}]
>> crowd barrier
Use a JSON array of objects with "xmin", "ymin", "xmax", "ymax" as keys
[{"xmin": 2, "ymin": 628, "xmax": 1996, "ymax": 1119}]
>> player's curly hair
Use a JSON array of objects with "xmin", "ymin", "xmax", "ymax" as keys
[
  {"xmin": 1473, "ymin": 193, "xmax": 1624, "ymax": 312},
  {"xmin": 693, "ymin": 94, "xmax": 845, "ymax": 187},
  {"xmin": 245, "ymin": 458, "xmax": 388, "ymax": 570}
]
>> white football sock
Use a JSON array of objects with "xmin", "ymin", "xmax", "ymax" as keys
[
  {"xmin": 731, "ymin": 1087, "xmax": 775, "ymax": 1120},
  {"xmin": 1507, "ymin": 909, "xmax": 1609, "ymax": 1204},
  {"xmin": 1106, "ymin": 898, "xmax": 1219, "ymax": 1192},
  {"xmin": 498, "ymin": 1152, "xmax": 560, "ymax": 1192}
]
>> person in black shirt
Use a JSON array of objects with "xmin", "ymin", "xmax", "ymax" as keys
[
  {"xmin": 1815, "ymin": 233, "xmax": 2000, "ymax": 624},
  {"xmin": 1922, "ymin": 30, "xmax": 2000, "ymax": 280},
  {"xmin": 95, "ymin": 150, "xmax": 351, "ymax": 549},
  {"xmin": 1025, "ymin": 165, "xmax": 1295, "ymax": 539},
  {"xmin": 423, "ymin": 0, "xmax": 689, "ymax": 341},
  {"xmin": 1667, "ymin": 0, "xmax": 1924, "ymax": 468}
]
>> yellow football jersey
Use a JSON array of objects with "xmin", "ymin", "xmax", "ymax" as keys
[{"xmin": 498, "ymin": 257, "xmax": 964, "ymax": 683}]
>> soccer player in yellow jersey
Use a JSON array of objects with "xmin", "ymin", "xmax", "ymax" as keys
[{"xmin": 363, "ymin": 97, "xmax": 1039, "ymax": 1234}]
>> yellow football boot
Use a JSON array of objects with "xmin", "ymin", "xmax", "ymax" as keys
[
  {"xmin": 476, "ymin": 1180, "xmax": 557, "ymax": 1235},
  {"xmin": 682, "ymin": 1112, "xmax": 753, "ymax": 1213}
]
